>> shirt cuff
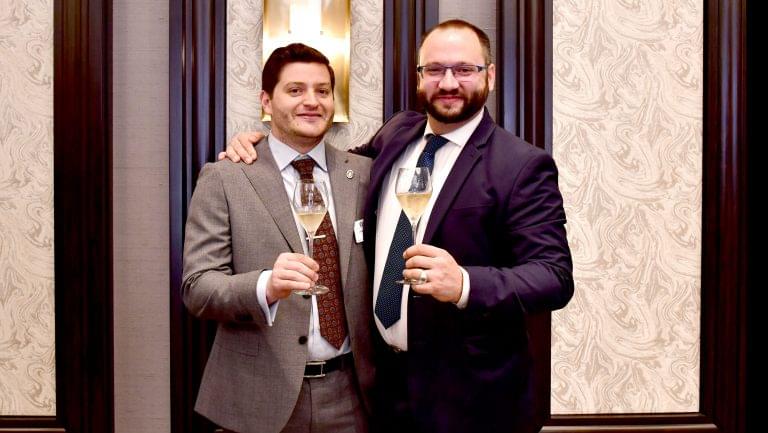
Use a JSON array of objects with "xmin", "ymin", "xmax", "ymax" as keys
[
  {"xmin": 257, "ymin": 270, "xmax": 278, "ymax": 325},
  {"xmin": 455, "ymin": 266, "xmax": 470, "ymax": 309}
]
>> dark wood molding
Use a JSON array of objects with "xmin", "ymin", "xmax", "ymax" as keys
[
  {"xmin": 544, "ymin": 414, "xmax": 717, "ymax": 432},
  {"xmin": 383, "ymin": 0, "xmax": 439, "ymax": 119},
  {"xmin": 698, "ymin": 0, "xmax": 748, "ymax": 432},
  {"xmin": 1, "ymin": 0, "xmax": 114, "ymax": 431},
  {"xmin": 497, "ymin": 1, "xmax": 553, "ymax": 430},
  {"xmin": 169, "ymin": 0, "xmax": 227, "ymax": 432},
  {"xmin": 497, "ymin": 0, "xmax": 550, "ymax": 150},
  {"xmin": 53, "ymin": 0, "xmax": 115, "ymax": 430},
  {"xmin": 0, "ymin": 416, "xmax": 65, "ymax": 433}
]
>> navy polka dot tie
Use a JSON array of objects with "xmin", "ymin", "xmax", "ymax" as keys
[{"xmin": 375, "ymin": 134, "xmax": 448, "ymax": 328}]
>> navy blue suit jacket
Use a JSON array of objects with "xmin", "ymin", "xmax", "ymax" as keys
[{"xmin": 356, "ymin": 109, "xmax": 574, "ymax": 433}]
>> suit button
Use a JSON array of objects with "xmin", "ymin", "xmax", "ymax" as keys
[
  {"xmin": 302, "ymin": 294, "xmax": 311, "ymax": 299},
  {"xmin": 298, "ymin": 336, "xmax": 308, "ymax": 345},
  {"xmin": 234, "ymin": 313, "xmax": 253, "ymax": 322}
]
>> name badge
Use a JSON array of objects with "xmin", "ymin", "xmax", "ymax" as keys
[{"xmin": 354, "ymin": 219, "xmax": 364, "ymax": 243}]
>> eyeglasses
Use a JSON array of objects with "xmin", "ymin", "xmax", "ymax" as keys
[{"xmin": 416, "ymin": 64, "xmax": 488, "ymax": 81}]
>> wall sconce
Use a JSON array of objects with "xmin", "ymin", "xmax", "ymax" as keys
[{"xmin": 263, "ymin": 0, "xmax": 351, "ymax": 123}]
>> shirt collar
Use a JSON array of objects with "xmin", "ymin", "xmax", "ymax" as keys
[
  {"xmin": 268, "ymin": 134, "xmax": 328, "ymax": 172},
  {"xmin": 423, "ymin": 109, "xmax": 485, "ymax": 147}
]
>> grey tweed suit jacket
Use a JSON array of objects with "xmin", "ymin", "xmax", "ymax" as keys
[{"xmin": 182, "ymin": 140, "xmax": 374, "ymax": 433}]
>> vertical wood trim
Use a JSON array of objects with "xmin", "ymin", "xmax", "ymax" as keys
[
  {"xmin": 698, "ymin": 0, "xmax": 748, "ymax": 431},
  {"xmin": 169, "ymin": 0, "xmax": 227, "ymax": 431},
  {"xmin": 497, "ymin": 0, "xmax": 520, "ymax": 135},
  {"xmin": 498, "ymin": 2, "xmax": 552, "ymax": 430},
  {"xmin": 53, "ymin": 0, "xmax": 115, "ymax": 430},
  {"xmin": 497, "ymin": 0, "xmax": 548, "ymax": 150},
  {"xmin": 0, "ymin": 0, "xmax": 116, "ymax": 431},
  {"xmin": 383, "ymin": 0, "xmax": 439, "ymax": 119}
]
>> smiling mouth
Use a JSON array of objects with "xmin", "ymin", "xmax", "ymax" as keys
[
  {"xmin": 434, "ymin": 95, "xmax": 464, "ymax": 104},
  {"xmin": 297, "ymin": 113, "xmax": 325, "ymax": 120}
]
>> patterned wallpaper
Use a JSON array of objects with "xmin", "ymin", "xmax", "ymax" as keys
[
  {"xmin": 227, "ymin": 0, "xmax": 383, "ymax": 150},
  {"xmin": 0, "ymin": 0, "xmax": 56, "ymax": 416},
  {"xmin": 551, "ymin": 0, "xmax": 703, "ymax": 413}
]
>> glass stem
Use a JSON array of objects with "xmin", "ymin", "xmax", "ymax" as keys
[
  {"xmin": 411, "ymin": 218, "xmax": 419, "ymax": 246},
  {"xmin": 307, "ymin": 231, "xmax": 314, "ymax": 259}
]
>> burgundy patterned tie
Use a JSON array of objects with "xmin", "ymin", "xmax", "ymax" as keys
[{"xmin": 291, "ymin": 158, "xmax": 348, "ymax": 349}]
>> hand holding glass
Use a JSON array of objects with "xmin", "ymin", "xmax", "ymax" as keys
[
  {"xmin": 395, "ymin": 167, "xmax": 432, "ymax": 285},
  {"xmin": 292, "ymin": 179, "xmax": 330, "ymax": 295}
]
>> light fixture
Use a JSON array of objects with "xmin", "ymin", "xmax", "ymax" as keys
[{"xmin": 263, "ymin": 0, "xmax": 351, "ymax": 123}]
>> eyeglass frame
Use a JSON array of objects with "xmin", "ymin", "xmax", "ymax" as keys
[{"xmin": 416, "ymin": 63, "xmax": 489, "ymax": 81}]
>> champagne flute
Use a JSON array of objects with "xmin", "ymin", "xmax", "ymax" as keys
[
  {"xmin": 292, "ymin": 179, "xmax": 330, "ymax": 295},
  {"xmin": 395, "ymin": 167, "xmax": 432, "ymax": 285}
]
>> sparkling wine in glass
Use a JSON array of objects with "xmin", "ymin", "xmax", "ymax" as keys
[
  {"xmin": 292, "ymin": 179, "xmax": 330, "ymax": 295},
  {"xmin": 395, "ymin": 166, "xmax": 432, "ymax": 285}
]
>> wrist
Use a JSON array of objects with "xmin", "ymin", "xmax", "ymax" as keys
[{"xmin": 265, "ymin": 281, "xmax": 278, "ymax": 305}]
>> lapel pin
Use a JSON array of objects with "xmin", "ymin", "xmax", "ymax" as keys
[{"xmin": 346, "ymin": 169, "xmax": 354, "ymax": 179}]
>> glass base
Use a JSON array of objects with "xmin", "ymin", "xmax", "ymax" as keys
[
  {"xmin": 395, "ymin": 278, "xmax": 421, "ymax": 286},
  {"xmin": 294, "ymin": 284, "xmax": 330, "ymax": 296}
]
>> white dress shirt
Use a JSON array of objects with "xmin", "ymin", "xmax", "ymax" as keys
[
  {"xmin": 256, "ymin": 134, "xmax": 351, "ymax": 361},
  {"xmin": 373, "ymin": 109, "xmax": 483, "ymax": 351}
]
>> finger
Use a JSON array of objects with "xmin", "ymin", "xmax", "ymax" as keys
[
  {"xmin": 404, "ymin": 255, "xmax": 434, "ymax": 270},
  {"xmin": 246, "ymin": 135, "xmax": 259, "ymax": 159},
  {"xmin": 402, "ymin": 268, "xmax": 428, "ymax": 284},
  {"xmin": 277, "ymin": 260, "xmax": 319, "ymax": 281},
  {"xmin": 409, "ymin": 281, "xmax": 433, "ymax": 295},
  {"xmin": 277, "ymin": 255, "xmax": 319, "ymax": 275},
  {"xmin": 273, "ymin": 279, "xmax": 311, "ymax": 293},
  {"xmin": 225, "ymin": 146, "xmax": 242, "ymax": 163},
  {"xmin": 293, "ymin": 254, "xmax": 320, "ymax": 272},
  {"xmin": 217, "ymin": 151, "xmax": 227, "ymax": 161},
  {"xmin": 403, "ymin": 243, "xmax": 442, "ymax": 259},
  {"xmin": 274, "ymin": 268, "xmax": 315, "ymax": 285}
]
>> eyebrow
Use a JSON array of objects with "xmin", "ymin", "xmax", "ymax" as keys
[{"xmin": 282, "ymin": 81, "xmax": 332, "ymax": 87}]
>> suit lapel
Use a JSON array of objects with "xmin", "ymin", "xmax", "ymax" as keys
[
  {"xmin": 423, "ymin": 110, "xmax": 496, "ymax": 243},
  {"xmin": 240, "ymin": 140, "xmax": 304, "ymax": 254},
  {"xmin": 325, "ymin": 145, "xmax": 357, "ymax": 291},
  {"xmin": 369, "ymin": 119, "xmax": 428, "ymax": 203}
]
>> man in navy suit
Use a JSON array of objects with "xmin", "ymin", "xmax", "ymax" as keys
[{"xmin": 224, "ymin": 19, "xmax": 573, "ymax": 433}]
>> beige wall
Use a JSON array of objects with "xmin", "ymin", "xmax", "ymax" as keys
[
  {"xmin": 227, "ymin": 0, "xmax": 384, "ymax": 150},
  {"xmin": 113, "ymin": 0, "xmax": 170, "ymax": 431},
  {"xmin": 0, "ymin": 0, "xmax": 56, "ymax": 416},
  {"xmin": 551, "ymin": 0, "xmax": 703, "ymax": 413}
]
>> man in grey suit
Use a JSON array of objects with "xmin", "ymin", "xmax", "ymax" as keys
[{"xmin": 182, "ymin": 43, "xmax": 373, "ymax": 433}]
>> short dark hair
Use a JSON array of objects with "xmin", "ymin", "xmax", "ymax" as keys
[
  {"xmin": 420, "ymin": 19, "xmax": 492, "ymax": 64},
  {"xmin": 261, "ymin": 43, "xmax": 335, "ymax": 96}
]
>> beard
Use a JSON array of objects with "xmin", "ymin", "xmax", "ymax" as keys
[{"xmin": 417, "ymin": 81, "xmax": 489, "ymax": 124}]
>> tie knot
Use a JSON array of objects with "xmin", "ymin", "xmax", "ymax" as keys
[
  {"xmin": 424, "ymin": 134, "xmax": 448, "ymax": 155},
  {"xmin": 291, "ymin": 158, "xmax": 316, "ymax": 180},
  {"xmin": 416, "ymin": 134, "xmax": 449, "ymax": 170}
]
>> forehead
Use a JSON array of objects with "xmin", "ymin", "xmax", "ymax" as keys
[
  {"xmin": 419, "ymin": 27, "xmax": 484, "ymax": 65},
  {"xmin": 277, "ymin": 62, "xmax": 331, "ymax": 85}
]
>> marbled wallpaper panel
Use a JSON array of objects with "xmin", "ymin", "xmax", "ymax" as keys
[
  {"xmin": 551, "ymin": 0, "xmax": 703, "ymax": 413},
  {"xmin": 227, "ymin": 0, "xmax": 383, "ymax": 150},
  {"xmin": 0, "ymin": 0, "xmax": 56, "ymax": 416}
]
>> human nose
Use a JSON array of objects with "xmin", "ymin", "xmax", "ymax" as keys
[
  {"xmin": 437, "ymin": 67, "xmax": 459, "ymax": 89},
  {"xmin": 303, "ymin": 90, "xmax": 319, "ymax": 106}
]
